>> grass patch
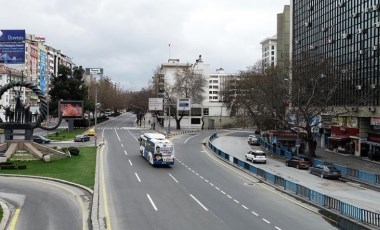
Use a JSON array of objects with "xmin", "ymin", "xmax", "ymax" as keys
[
  {"xmin": 48, "ymin": 128, "xmax": 87, "ymax": 141},
  {"xmin": 0, "ymin": 147, "xmax": 96, "ymax": 189}
]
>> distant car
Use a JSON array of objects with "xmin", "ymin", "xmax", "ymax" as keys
[
  {"xmin": 33, "ymin": 135, "xmax": 51, "ymax": 144},
  {"xmin": 74, "ymin": 134, "xmax": 90, "ymax": 142},
  {"xmin": 245, "ymin": 150, "xmax": 266, "ymax": 163},
  {"xmin": 248, "ymin": 135, "xmax": 259, "ymax": 146},
  {"xmin": 86, "ymin": 129, "xmax": 96, "ymax": 136},
  {"xmin": 309, "ymin": 163, "xmax": 341, "ymax": 179},
  {"xmin": 286, "ymin": 155, "xmax": 311, "ymax": 169}
]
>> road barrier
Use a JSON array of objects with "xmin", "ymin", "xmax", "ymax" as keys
[{"xmin": 208, "ymin": 133, "xmax": 380, "ymax": 228}]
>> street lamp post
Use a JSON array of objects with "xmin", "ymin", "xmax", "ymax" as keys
[{"xmin": 94, "ymin": 83, "xmax": 98, "ymax": 146}]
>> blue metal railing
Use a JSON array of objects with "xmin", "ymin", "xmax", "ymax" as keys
[{"xmin": 207, "ymin": 133, "xmax": 380, "ymax": 227}]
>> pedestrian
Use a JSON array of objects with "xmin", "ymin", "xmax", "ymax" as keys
[
  {"xmin": 152, "ymin": 122, "xmax": 155, "ymax": 130},
  {"xmin": 148, "ymin": 120, "xmax": 151, "ymax": 125}
]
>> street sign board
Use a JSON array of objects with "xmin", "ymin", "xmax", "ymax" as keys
[
  {"xmin": 85, "ymin": 68, "xmax": 103, "ymax": 75},
  {"xmin": 149, "ymin": 98, "xmax": 163, "ymax": 111},
  {"xmin": 177, "ymin": 98, "xmax": 191, "ymax": 111},
  {"xmin": 0, "ymin": 30, "xmax": 26, "ymax": 64}
]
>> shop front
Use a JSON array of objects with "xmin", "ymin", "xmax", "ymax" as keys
[
  {"xmin": 362, "ymin": 117, "xmax": 380, "ymax": 159},
  {"xmin": 265, "ymin": 130, "xmax": 306, "ymax": 154},
  {"xmin": 328, "ymin": 125, "xmax": 359, "ymax": 154}
]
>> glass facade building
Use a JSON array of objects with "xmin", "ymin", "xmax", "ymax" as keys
[{"xmin": 293, "ymin": 0, "xmax": 380, "ymax": 107}]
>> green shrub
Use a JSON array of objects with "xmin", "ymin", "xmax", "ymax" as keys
[{"xmin": 68, "ymin": 147, "xmax": 80, "ymax": 156}]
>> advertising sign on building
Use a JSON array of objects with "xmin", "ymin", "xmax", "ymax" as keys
[
  {"xmin": 0, "ymin": 30, "xmax": 25, "ymax": 64},
  {"xmin": 371, "ymin": 117, "xmax": 380, "ymax": 126},
  {"xmin": 85, "ymin": 68, "xmax": 103, "ymax": 75},
  {"xmin": 60, "ymin": 100, "xmax": 84, "ymax": 119},
  {"xmin": 39, "ymin": 46, "xmax": 47, "ymax": 93},
  {"xmin": 177, "ymin": 98, "xmax": 191, "ymax": 111},
  {"xmin": 149, "ymin": 98, "xmax": 163, "ymax": 111}
]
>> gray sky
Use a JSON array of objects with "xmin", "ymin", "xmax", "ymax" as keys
[{"xmin": 3, "ymin": 0, "xmax": 289, "ymax": 90}]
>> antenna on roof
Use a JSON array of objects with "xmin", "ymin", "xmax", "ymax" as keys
[{"xmin": 168, "ymin": 43, "xmax": 171, "ymax": 60}]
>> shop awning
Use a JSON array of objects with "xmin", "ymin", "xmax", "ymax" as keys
[
  {"xmin": 328, "ymin": 135, "xmax": 350, "ymax": 141},
  {"xmin": 362, "ymin": 140, "xmax": 380, "ymax": 147}
]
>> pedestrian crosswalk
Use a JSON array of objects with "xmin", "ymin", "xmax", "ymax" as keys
[{"xmin": 96, "ymin": 127, "xmax": 147, "ymax": 130}]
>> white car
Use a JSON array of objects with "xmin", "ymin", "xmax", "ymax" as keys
[{"xmin": 245, "ymin": 150, "xmax": 267, "ymax": 163}]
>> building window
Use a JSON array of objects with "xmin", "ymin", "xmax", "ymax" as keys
[
  {"xmin": 203, "ymin": 108, "xmax": 209, "ymax": 116},
  {"xmin": 212, "ymin": 80, "xmax": 218, "ymax": 83},
  {"xmin": 213, "ymin": 96, "xmax": 218, "ymax": 99},
  {"xmin": 209, "ymin": 91, "xmax": 213, "ymax": 94},
  {"xmin": 213, "ymin": 91, "xmax": 218, "ymax": 94},
  {"xmin": 271, "ymin": 46, "xmax": 274, "ymax": 49},
  {"xmin": 209, "ymin": 80, "xmax": 212, "ymax": 83},
  {"xmin": 213, "ymin": 86, "xmax": 218, "ymax": 89},
  {"xmin": 209, "ymin": 86, "xmax": 212, "ymax": 89},
  {"xmin": 271, "ymin": 51, "xmax": 274, "ymax": 55},
  {"xmin": 209, "ymin": 96, "xmax": 212, "ymax": 99},
  {"xmin": 191, "ymin": 118, "xmax": 201, "ymax": 124},
  {"xmin": 191, "ymin": 108, "xmax": 202, "ymax": 116}
]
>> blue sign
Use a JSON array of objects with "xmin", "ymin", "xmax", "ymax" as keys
[
  {"xmin": 0, "ymin": 42, "xmax": 25, "ymax": 64},
  {"xmin": 39, "ymin": 49, "xmax": 47, "ymax": 93},
  {"xmin": 0, "ymin": 30, "xmax": 25, "ymax": 42},
  {"xmin": 0, "ymin": 30, "xmax": 26, "ymax": 64}
]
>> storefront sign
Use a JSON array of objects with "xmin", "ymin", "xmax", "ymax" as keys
[{"xmin": 371, "ymin": 117, "xmax": 380, "ymax": 125}]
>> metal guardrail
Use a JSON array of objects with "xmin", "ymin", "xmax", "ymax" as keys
[{"xmin": 208, "ymin": 133, "xmax": 380, "ymax": 228}]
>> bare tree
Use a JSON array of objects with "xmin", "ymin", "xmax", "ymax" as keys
[{"xmin": 164, "ymin": 68, "xmax": 207, "ymax": 130}]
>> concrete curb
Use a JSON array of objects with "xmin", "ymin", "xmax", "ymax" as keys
[{"xmin": 0, "ymin": 198, "xmax": 10, "ymax": 230}]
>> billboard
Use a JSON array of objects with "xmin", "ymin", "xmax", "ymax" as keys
[
  {"xmin": 149, "ymin": 98, "xmax": 164, "ymax": 111},
  {"xmin": 0, "ymin": 30, "xmax": 25, "ymax": 64},
  {"xmin": 85, "ymin": 68, "xmax": 103, "ymax": 75},
  {"xmin": 39, "ymin": 45, "xmax": 47, "ymax": 93},
  {"xmin": 177, "ymin": 98, "xmax": 191, "ymax": 111},
  {"xmin": 59, "ymin": 100, "xmax": 83, "ymax": 119}
]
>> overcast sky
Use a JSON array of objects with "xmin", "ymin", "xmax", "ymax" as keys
[{"xmin": 3, "ymin": 0, "xmax": 289, "ymax": 90}]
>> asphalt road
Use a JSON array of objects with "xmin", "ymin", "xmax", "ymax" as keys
[
  {"xmin": 0, "ymin": 176, "xmax": 90, "ymax": 230},
  {"xmin": 98, "ymin": 113, "xmax": 339, "ymax": 230}
]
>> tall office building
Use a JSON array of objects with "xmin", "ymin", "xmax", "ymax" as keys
[{"xmin": 292, "ymin": 1, "xmax": 380, "ymax": 156}]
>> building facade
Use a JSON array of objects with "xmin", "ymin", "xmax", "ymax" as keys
[
  {"xmin": 277, "ymin": 5, "xmax": 291, "ymax": 64},
  {"xmin": 292, "ymin": 0, "xmax": 380, "ymax": 156},
  {"xmin": 155, "ymin": 56, "xmax": 236, "ymax": 130},
  {"xmin": 260, "ymin": 35, "xmax": 277, "ymax": 67}
]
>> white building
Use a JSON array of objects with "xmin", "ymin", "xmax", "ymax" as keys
[
  {"xmin": 155, "ymin": 56, "xmax": 237, "ymax": 130},
  {"xmin": 260, "ymin": 35, "xmax": 278, "ymax": 67}
]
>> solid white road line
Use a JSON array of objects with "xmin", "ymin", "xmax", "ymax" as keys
[
  {"xmin": 135, "ymin": 172, "xmax": 141, "ymax": 182},
  {"xmin": 184, "ymin": 134, "xmax": 200, "ymax": 144},
  {"xmin": 169, "ymin": 173, "xmax": 179, "ymax": 183},
  {"xmin": 262, "ymin": 218, "xmax": 270, "ymax": 224},
  {"xmin": 124, "ymin": 150, "xmax": 128, "ymax": 156},
  {"xmin": 128, "ymin": 159, "xmax": 133, "ymax": 166},
  {"xmin": 147, "ymin": 194, "xmax": 158, "ymax": 211},
  {"xmin": 126, "ymin": 128, "xmax": 138, "ymax": 142},
  {"xmin": 190, "ymin": 194, "xmax": 208, "ymax": 211}
]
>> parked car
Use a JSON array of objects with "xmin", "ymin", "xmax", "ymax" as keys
[
  {"xmin": 86, "ymin": 128, "xmax": 96, "ymax": 136},
  {"xmin": 248, "ymin": 134, "xmax": 259, "ymax": 146},
  {"xmin": 245, "ymin": 150, "xmax": 266, "ymax": 163},
  {"xmin": 309, "ymin": 163, "xmax": 341, "ymax": 179},
  {"xmin": 32, "ymin": 135, "xmax": 51, "ymax": 144},
  {"xmin": 74, "ymin": 134, "xmax": 90, "ymax": 142},
  {"xmin": 285, "ymin": 155, "xmax": 311, "ymax": 169}
]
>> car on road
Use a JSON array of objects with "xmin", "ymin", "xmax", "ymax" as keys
[
  {"xmin": 86, "ymin": 128, "xmax": 96, "ymax": 136},
  {"xmin": 33, "ymin": 135, "xmax": 51, "ymax": 144},
  {"xmin": 248, "ymin": 135, "xmax": 260, "ymax": 146},
  {"xmin": 245, "ymin": 150, "xmax": 266, "ymax": 163},
  {"xmin": 285, "ymin": 155, "xmax": 311, "ymax": 169},
  {"xmin": 74, "ymin": 134, "xmax": 90, "ymax": 142},
  {"xmin": 309, "ymin": 163, "xmax": 341, "ymax": 179}
]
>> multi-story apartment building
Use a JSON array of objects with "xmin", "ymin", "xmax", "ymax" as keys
[
  {"xmin": 260, "ymin": 35, "xmax": 277, "ymax": 67},
  {"xmin": 292, "ymin": 1, "xmax": 380, "ymax": 156},
  {"xmin": 155, "ymin": 55, "xmax": 236, "ymax": 129}
]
